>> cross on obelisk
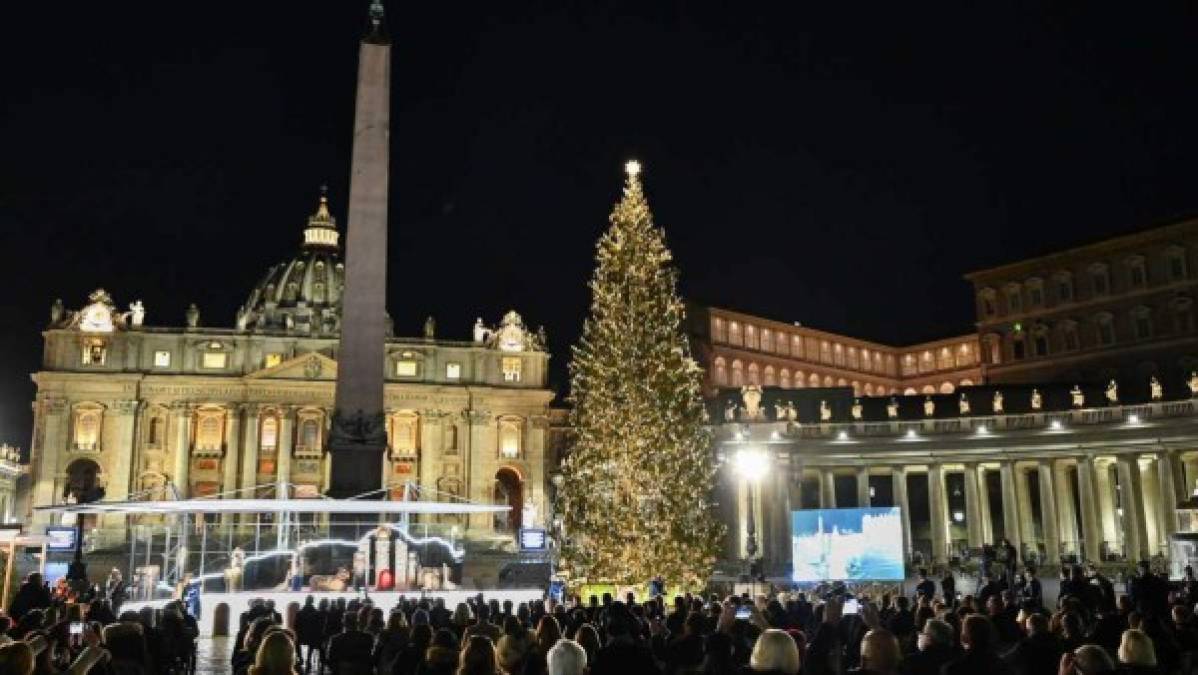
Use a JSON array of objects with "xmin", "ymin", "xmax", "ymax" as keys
[{"xmin": 328, "ymin": 0, "xmax": 390, "ymax": 500}]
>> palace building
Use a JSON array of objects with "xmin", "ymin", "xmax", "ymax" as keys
[
  {"xmin": 698, "ymin": 217, "xmax": 1198, "ymax": 578},
  {"xmin": 25, "ymin": 192, "xmax": 560, "ymax": 549}
]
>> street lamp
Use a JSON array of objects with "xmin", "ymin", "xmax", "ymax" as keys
[{"xmin": 734, "ymin": 448, "xmax": 768, "ymax": 576}]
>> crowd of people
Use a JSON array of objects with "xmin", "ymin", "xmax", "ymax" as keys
[{"xmin": 0, "ymin": 557, "xmax": 1193, "ymax": 675}]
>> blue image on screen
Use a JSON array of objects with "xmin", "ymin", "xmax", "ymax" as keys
[{"xmin": 791, "ymin": 507, "xmax": 904, "ymax": 582}]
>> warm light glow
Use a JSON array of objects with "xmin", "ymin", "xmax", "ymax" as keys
[
  {"xmin": 905, "ymin": 429, "xmax": 918, "ymax": 439},
  {"xmin": 953, "ymin": 510, "xmax": 965, "ymax": 523},
  {"xmin": 836, "ymin": 430, "xmax": 849, "ymax": 441},
  {"xmin": 734, "ymin": 448, "xmax": 768, "ymax": 483},
  {"xmin": 1128, "ymin": 414, "xmax": 1141, "ymax": 424},
  {"xmin": 625, "ymin": 160, "xmax": 641, "ymax": 177},
  {"xmin": 1049, "ymin": 420, "xmax": 1063, "ymax": 431}
]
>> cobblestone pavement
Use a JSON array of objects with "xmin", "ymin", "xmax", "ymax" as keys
[{"xmin": 195, "ymin": 638, "xmax": 233, "ymax": 674}]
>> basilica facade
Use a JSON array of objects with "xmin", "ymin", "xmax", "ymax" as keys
[{"xmin": 26, "ymin": 193, "xmax": 560, "ymax": 546}]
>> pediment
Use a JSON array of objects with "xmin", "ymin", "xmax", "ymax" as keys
[{"xmin": 246, "ymin": 352, "xmax": 338, "ymax": 381}]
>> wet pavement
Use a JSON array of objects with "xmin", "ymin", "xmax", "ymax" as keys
[{"xmin": 195, "ymin": 638, "xmax": 233, "ymax": 674}]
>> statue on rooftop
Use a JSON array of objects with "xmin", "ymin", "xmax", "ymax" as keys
[
  {"xmin": 185, "ymin": 303, "xmax": 200, "ymax": 329},
  {"xmin": 993, "ymin": 390, "xmax": 1004, "ymax": 414},
  {"xmin": 724, "ymin": 400, "xmax": 736, "ymax": 422},
  {"xmin": 741, "ymin": 385, "xmax": 763, "ymax": 420},
  {"xmin": 1071, "ymin": 385, "xmax": 1085, "ymax": 408},
  {"xmin": 423, "ymin": 315, "xmax": 436, "ymax": 340},
  {"xmin": 1105, "ymin": 379, "xmax": 1118, "ymax": 404},
  {"xmin": 1190, "ymin": 372, "xmax": 1198, "ymax": 397},
  {"xmin": 785, "ymin": 401, "xmax": 798, "ymax": 422},
  {"xmin": 1150, "ymin": 376, "xmax": 1163, "ymax": 401},
  {"xmin": 924, "ymin": 397, "xmax": 935, "ymax": 417},
  {"xmin": 819, "ymin": 400, "xmax": 832, "ymax": 422},
  {"xmin": 959, "ymin": 393, "xmax": 971, "ymax": 416},
  {"xmin": 1031, "ymin": 388, "xmax": 1043, "ymax": 411},
  {"xmin": 851, "ymin": 399, "xmax": 863, "ymax": 420},
  {"xmin": 887, "ymin": 398, "xmax": 899, "ymax": 419}
]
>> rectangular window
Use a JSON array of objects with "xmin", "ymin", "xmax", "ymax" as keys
[
  {"xmin": 1130, "ymin": 266, "xmax": 1146, "ymax": 288},
  {"xmin": 1007, "ymin": 291, "xmax": 1022, "ymax": 313},
  {"xmin": 264, "ymin": 353, "xmax": 283, "ymax": 369},
  {"xmin": 153, "ymin": 350, "xmax": 171, "ymax": 367},
  {"xmin": 1063, "ymin": 328, "xmax": 1079, "ymax": 352},
  {"xmin": 1171, "ymin": 256, "xmax": 1187, "ymax": 281},
  {"xmin": 1098, "ymin": 322, "xmax": 1115, "ymax": 346},
  {"xmin": 81, "ymin": 341, "xmax": 107, "ymax": 365},
  {"xmin": 446, "ymin": 363, "xmax": 461, "ymax": 380},
  {"xmin": 982, "ymin": 298, "xmax": 996, "ymax": 317},
  {"xmin": 201, "ymin": 352, "xmax": 227, "ymax": 369},
  {"xmin": 1134, "ymin": 315, "xmax": 1152, "ymax": 340},
  {"xmin": 1028, "ymin": 287, "xmax": 1043, "ymax": 308},
  {"xmin": 502, "ymin": 357, "xmax": 522, "ymax": 382},
  {"xmin": 1058, "ymin": 280, "xmax": 1072, "ymax": 302},
  {"xmin": 1093, "ymin": 273, "xmax": 1109, "ymax": 296},
  {"xmin": 395, "ymin": 360, "xmax": 418, "ymax": 377},
  {"xmin": 1177, "ymin": 311, "xmax": 1194, "ymax": 334}
]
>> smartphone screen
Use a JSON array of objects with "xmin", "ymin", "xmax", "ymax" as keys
[
  {"xmin": 735, "ymin": 606, "xmax": 752, "ymax": 620},
  {"xmin": 70, "ymin": 622, "xmax": 84, "ymax": 635},
  {"xmin": 842, "ymin": 599, "xmax": 860, "ymax": 615}
]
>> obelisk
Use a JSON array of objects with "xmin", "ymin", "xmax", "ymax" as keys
[{"xmin": 328, "ymin": 0, "xmax": 390, "ymax": 500}]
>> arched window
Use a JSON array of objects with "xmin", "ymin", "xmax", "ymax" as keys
[
  {"xmin": 1032, "ymin": 325, "xmax": 1050, "ymax": 357},
  {"xmin": 1172, "ymin": 297, "xmax": 1194, "ymax": 334},
  {"xmin": 447, "ymin": 425, "xmax": 459, "ymax": 451},
  {"xmin": 1131, "ymin": 306, "xmax": 1153, "ymax": 340},
  {"xmin": 74, "ymin": 409, "xmax": 101, "ymax": 450},
  {"xmin": 1167, "ymin": 246, "xmax": 1188, "ymax": 281},
  {"xmin": 836, "ymin": 377, "xmax": 847, "ymax": 387},
  {"xmin": 763, "ymin": 365, "xmax": 776, "ymax": 387},
  {"xmin": 1025, "ymin": 277, "xmax": 1044, "ymax": 308},
  {"xmin": 864, "ymin": 383, "xmax": 875, "ymax": 396},
  {"xmin": 779, "ymin": 369, "xmax": 791, "ymax": 389},
  {"xmin": 1005, "ymin": 283, "xmax": 1023, "ymax": 313},
  {"xmin": 1054, "ymin": 271, "xmax": 1074, "ymax": 303},
  {"xmin": 747, "ymin": 362, "xmax": 760, "ymax": 385},
  {"xmin": 1095, "ymin": 312, "xmax": 1116, "ymax": 346},
  {"xmin": 809, "ymin": 373, "xmax": 820, "ymax": 388},
  {"xmin": 959, "ymin": 379, "xmax": 974, "ymax": 387},
  {"xmin": 921, "ymin": 385, "xmax": 936, "ymax": 394},
  {"xmin": 824, "ymin": 375, "xmax": 834, "ymax": 387},
  {"xmin": 731, "ymin": 360, "xmax": 744, "ymax": 386},
  {"xmin": 939, "ymin": 382, "xmax": 955, "ymax": 394},
  {"xmin": 904, "ymin": 387, "xmax": 917, "ymax": 396},
  {"xmin": 1090, "ymin": 263, "xmax": 1110, "ymax": 296},
  {"xmin": 498, "ymin": 418, "xmax": 521, "ymax": 459},
  {"xmin": 260, "ymin": 416, "xmax": 279, "ymax": 451},
  {"xmin": 851, "ymin": 381, "xmax": 860, "ymax": 396},
  {"xmin": 713, "ymin": 357, "xmax": 728, "ymax": 386}
]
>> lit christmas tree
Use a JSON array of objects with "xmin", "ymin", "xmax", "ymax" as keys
[{"xmin": 559, "ymin": 161, "xmax": 724, "ymax": 589}]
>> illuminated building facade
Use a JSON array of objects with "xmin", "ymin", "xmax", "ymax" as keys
[{"xmin": 25, "ymin": 194, "xmax": 558, "ymax": 549}]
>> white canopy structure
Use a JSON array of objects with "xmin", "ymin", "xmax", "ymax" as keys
[{"xmin": 35, "ymin": 498, "xmax": 509, "ymax": 516}]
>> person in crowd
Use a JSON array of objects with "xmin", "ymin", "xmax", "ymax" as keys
[
  {"xmin": 1002, "ymin": 612, "xmax": 1060, "ymax": 675},
  {"xmin": 976, "ymin": 575, "xmax": 1001, "ymax": 608},
  {"xmin": 102, "ymin": 621, "xmax": 152, "ymax": 675},
  {"xmin": 0, "ymin": 641, "xmax": 35, "ymax": 675},
  {"xmin": 9, "ymin": 573, "xmax": 51, "ymax": 622},
  {"xmin": 497, "ymin": 614, "xmax": 536, "ymax": 675},
  {"xmin": 942, "ymin": 615, "xmax": 1012, "ymax": 675},
  {"xmin": 1019, "ymin": 567, "xmax": 1042, "ymax": 609},
  {"xmin": 463, "ymin": 603, "xmax": 503, "ymax": 645},
  {"xmin": 914, "ymin": 571, "xmax": 935, "ymax": 602},
  {"xmin": 940, "ymin": 571, "xmax": 956, "ymax": 608},
  {"xmin": 250, "ymin": 630, "xmax": 300, "ymax": 675},
  {"xmin": 1115, "ymin": 628, "xmax": 1156, "ymax": 674},
  {"xmin": 547, "ymin": 639, "xmax": 587, "ymax": 675},
  {"xmin": 327, "ymin": 612, "xmax": 375, "ymax": 675},
  {"xmin": 523, "ymin": 616, "xmax": 562, "ymax": 675},
  {"xmin": 295, "ymin": 596, "xmax": 324, "ymax": 673},
  {"xmin": 652, "ymin": 610, "xmax": 704, "ymax": 675},
  {"xmin": 1058, "ymin": 645, "xmax": 1115, "ymax": 675},
  {"xmin": 590, "ymin": 605, "xmax": 657, "ymax": 675},
  {"xmin": 418, "ymin": 629, "xmax": 460, "ymax": 675},
  {"xmin": 395, "ymin": 624, "xmax": 435, "ymax": 675},
  {"xmin": 1127, "ymin": 561, "xmax": 1169, "ymax": 620},
  {"xmin": 900, "ymin": 619, "xmax": 955, "ymax": 675},
  {"xmin": 574, "ymin": 624, "xmax": 601, "ymax": 667},
  {"xmin": 458, "ymin": 635, "xmax": 501, "ymax": 675},
  {"xmin": 854, "ymin": 628, "xmax": 900, "ymax": 675},
  {"xmin": 374, "ymin": 611, "xmax": 410, "ymax": 675},
  {"xmin": 451, "ymin": 605, "xmax": 473, "ymax": 639},
  {"xmin": 748, "ymin": 629, "xmax": 801, "ymax": 675}
]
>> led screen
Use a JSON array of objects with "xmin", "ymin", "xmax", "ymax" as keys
[{"xmin": 791, "ymin": 507, "xmax": 904, "ymax": 581}]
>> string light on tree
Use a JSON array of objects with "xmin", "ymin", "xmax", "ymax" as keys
[{"xmin": 558, "ymin": 160, "xmax": 723, "ymax": 589}]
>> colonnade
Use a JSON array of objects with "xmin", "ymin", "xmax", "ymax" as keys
[{"xmin": 725, "ymin": 448, "xmax": 1193, "ymax": 572}]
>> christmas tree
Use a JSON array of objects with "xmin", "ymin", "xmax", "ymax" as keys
[{"xmin": 559, "ymin": 161, "xmax": 724, "ymax": 588}]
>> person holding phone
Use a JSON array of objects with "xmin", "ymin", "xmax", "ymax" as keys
[{"xmin": 1058, "ymin": 645, "xmax": 1115, "ymax": 675}]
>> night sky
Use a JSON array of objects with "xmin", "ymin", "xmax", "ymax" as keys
[{"xmin": 2, "ymin": 2, "xmax": 1197, "ymax": 446}]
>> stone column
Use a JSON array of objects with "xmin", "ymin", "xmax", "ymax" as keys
[
  {"xmin": 1184, "ymin": 455, "xmax": 1198, "ymax": 499},
  {"xmin": 1053, "ymin": 461, "xmax": 1079, "ymax": 557},
  {"xmin": 220, "ymin": 407, "xmax": 242, "ymax": 526},
  {"xmin": 788, "ymin": 460, "xmax": 804, "ymax": 512},
  {"xmin": 1157, "ymin": 451, "xmax": 1180, "ymax": 541},
  {"xmin": 1037, "ymin": 461, "xmax": 1060, "ymax": 563},
  {"xmin": 928, "ymin": 464, "xmax": 949, "ymax": 562},
  {"xmin": 1014, "ymin": 465, "xmax": 1037, "ymax": 556},
  {"xmin": 1140, "ymin": 459, "xmax": 1162, "ymax": 556},
  {"xmin": 819, "ymin": 470, "xmax": 836, "ymax": 509},
  {"xmin": 240, "ymin": 405, "xmax": 261, "ymax": 493},
  {"xmin": 857, "ymin": 466, "xmax": 870, "ymax": 507},
  {"xmin": 999, "ymin": 461, "xmax": 1023, "ymax": 556},
  {"xmin": 1171, "ymin": 452, "xmax": 1189, "ymax": 503},
  {"xmin": 1095, "ymin": 460, "xmax": 1119, "ymax": 550},
  {"xmin": 465, "ymin": 410, "xmax": 492, "ymax": 531},
  {"xmin": 892, "ymin": 466, "xmax": 913, "ymax": 561},
  {"xmin": 277, "ymin": 409, "xmax": 294, "ymax": 500},
  {"xmin": 102, "ymin": 400, "xmax": 140, "ymax": 534},
  {"xmin": 171, "ymin": 402, "xmax": 193, "ymax": 496},
  {"xmin": 976, "ymin": 465, "xmax": 994, "ymax": 543},
  {"xmin": 963, "ymin": 462, "xmax": 984, "ymax": 548},
  {"xmin": 1076, "ymin": 456, "xmax": 1103, "ymax": 561},
  {"xmin": 31, "ymin": 398, "xmax": 69, "ymax": 528},
  {"xmin": 765, "ymin": 456, "xmax": 790, "ymax": 572},
  {"xmin": 1115, "ymin": 455, "xmax": 1149, "ymax": 561}
]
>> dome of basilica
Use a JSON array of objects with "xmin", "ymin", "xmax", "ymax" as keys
[{"xmin": 238, "ymin": 188, "xmax": 346, "ymax": 335}]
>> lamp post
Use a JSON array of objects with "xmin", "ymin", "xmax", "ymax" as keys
[{"xmin": 735, "ymin": 448, "xmax": 768, "ymax": 580}]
